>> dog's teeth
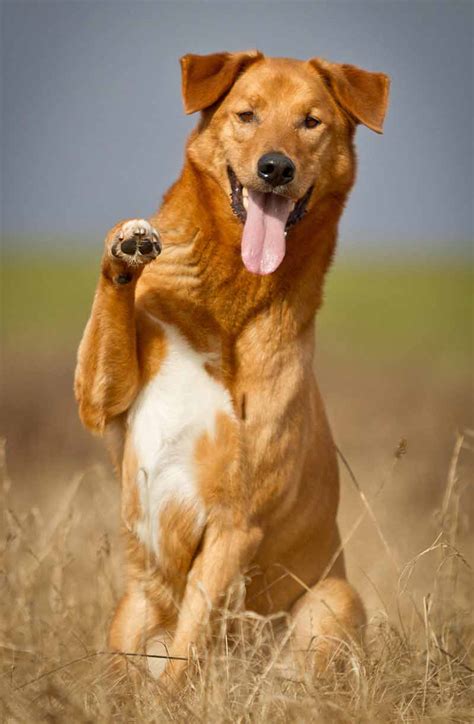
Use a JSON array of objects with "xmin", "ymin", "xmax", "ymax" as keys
[{"xmin": 243, "ymin": 195, "xmax": 248, "ymax": 211}]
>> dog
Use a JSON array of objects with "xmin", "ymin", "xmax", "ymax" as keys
[{"xmin": 75, "ymin": 50, "xmax": 390, "ymax": 686}]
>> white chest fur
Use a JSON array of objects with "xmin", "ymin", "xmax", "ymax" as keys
[{"xmin": 128, "ymin": 322, "xmax": 233, "ymax": 556}]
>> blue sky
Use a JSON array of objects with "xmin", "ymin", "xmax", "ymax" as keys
[{"xmin": 1, "ymin": 1, "xmax": 472, "ymax": 256}]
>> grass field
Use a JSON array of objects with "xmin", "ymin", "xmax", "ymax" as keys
[
  {"xmin": 2, "ymin": 250, "xmax": 472, "ymax": 370},
  {"xmin": 1, "ymin": 250, "xmax": 473, "ymax": 721}
]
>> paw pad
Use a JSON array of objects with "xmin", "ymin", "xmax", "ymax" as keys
[{"xmin": 111, "ymin": 219, "xmax": 161, "ymax": 264}]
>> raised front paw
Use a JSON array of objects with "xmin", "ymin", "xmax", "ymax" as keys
[{"xmin": 108, "ymin": 219, "xmax": 162, "ymax": 266}]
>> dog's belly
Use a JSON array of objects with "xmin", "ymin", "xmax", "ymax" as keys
[{"xmin": 127, "ymin": 322, "xmax": 233, "ymax": 557}]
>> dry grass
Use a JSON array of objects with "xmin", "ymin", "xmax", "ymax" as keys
[{"xmin": 1, "ymin": 432, "xmax": 472, "ymax": 723}]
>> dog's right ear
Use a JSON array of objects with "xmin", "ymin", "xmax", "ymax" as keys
[{"xmin": 180, "ymin": 50, "xmax": 263, "ymax": 114}]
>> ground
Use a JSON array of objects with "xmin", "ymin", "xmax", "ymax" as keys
[{"xmin": 1, "ymin": 248, "xmax": 472, "ymax": 721}]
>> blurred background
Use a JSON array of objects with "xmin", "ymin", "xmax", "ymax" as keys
[{"xmin": 1, "ymin": 1, "xmax": 472, "ymax": 615}]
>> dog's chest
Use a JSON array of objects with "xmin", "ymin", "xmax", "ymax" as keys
[{"xmin": 127, "ymin": 323, "xmax": 233, "ymax": 556}]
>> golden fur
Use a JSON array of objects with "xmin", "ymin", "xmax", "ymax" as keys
[{"xmin": 75, "ymin": 51, "xmax": 390, "ymax": 687}]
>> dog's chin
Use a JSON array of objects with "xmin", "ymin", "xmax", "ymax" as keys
[{"xmin": 227, "ymin": 166, "xmax": 313, "ymax": 230}]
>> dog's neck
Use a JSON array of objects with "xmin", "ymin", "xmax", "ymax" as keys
[{"xmin": 147, "ymin": 156, "xmax": 346, "ymax": 339}]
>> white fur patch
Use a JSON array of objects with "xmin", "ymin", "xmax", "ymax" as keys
[
  {"xmin": 128, "ymin": 323, "xmax": 233, "ymax": 556},
  {"xmin": 121, "ymin": 218, "xmax": 153, "ymax": 237}
]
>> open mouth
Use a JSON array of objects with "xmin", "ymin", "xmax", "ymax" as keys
[{"xmin": 228, "ymin": 167, "xmax": 313, "ymax": 275}]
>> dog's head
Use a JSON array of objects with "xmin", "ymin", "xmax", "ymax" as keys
[{"xmin": 181, "ymin": 51, "xmax": 390, "ymax": 275}]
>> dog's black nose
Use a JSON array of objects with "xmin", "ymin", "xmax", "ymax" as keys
[{"xmin": 257, "ymin": 152, "xmax": 295, "ymax": 187}]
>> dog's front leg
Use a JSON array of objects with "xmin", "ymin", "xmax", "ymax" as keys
[
  {"xmin": 161, "ymin": 522, "xmax": 263, "ymax": 688},
  {"xmin": 74, "ymin": 219, "xmax": 161, "ymax": 434}
]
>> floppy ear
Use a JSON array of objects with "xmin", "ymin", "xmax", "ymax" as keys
[
  {"xmin": 310, "ymin": 58, "xmax": 390, "ymax": 133},
  {"xmin": 180, "ymin": 50, "xmax": 263, "ymax": 114}
]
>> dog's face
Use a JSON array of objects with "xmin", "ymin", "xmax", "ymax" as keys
[{"xmin": 181, "ymin": 52, "xmax": 389, "ymax": 275}]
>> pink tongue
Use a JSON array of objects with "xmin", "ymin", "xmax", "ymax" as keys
[{"xmin": 241, "ymin": 189, "xmax": 294, "ymax": 275}]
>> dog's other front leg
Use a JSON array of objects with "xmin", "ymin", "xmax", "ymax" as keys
[
  {"xmin": 161, "ymin": 522, "xmax": 263, "ymax": 689},
  {"xmin": 74, "ymin": 219, "xmax": 161, "ymax": 434}
]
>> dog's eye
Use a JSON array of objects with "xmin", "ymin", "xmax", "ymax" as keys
[
  {"xmin": 237, "ymin": 111, "xmax": 255, "ymax": 123},
  {"xmin": 304, "ymin": 115, "xmax": 321, "ymax": 129}
]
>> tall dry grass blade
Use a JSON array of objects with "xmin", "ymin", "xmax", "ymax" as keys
[
  {"xmin": 0, "ymin": 438, "xmax": 11, "ymax": 495},
  {"xmin": 440, "ymin": 432, "xmax": 464, "ymax": 546},
  {"xmin": 336, "ymin": 444, "xmax": 402, "ymax": 579}
]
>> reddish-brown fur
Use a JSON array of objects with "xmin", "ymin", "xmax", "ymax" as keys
[{"xmin": 75, "ymin": 51, "xmax": 390, "ymax": 687}]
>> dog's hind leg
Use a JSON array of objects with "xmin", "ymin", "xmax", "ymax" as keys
[
  {"xmin": 74, "ymin": 218, "xmax": 161, "ymax": 434},
  {"xmin": 285, "ymin": 575, "xmax": 366, "ymax": 676},
  {"xmin": 109, "ymin": 584, "xmax": 161, "ymax": 653},
  {"xmin": 108, "ymin": 582, "xmax": 175, "ymax": 680}
]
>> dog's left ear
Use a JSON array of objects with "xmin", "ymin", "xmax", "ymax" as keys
[
  {"xmin": 310, "ymin": 58, "xmax": 390, "ymax": 133},
  {"xmin": 180, "ymin": 50, "xmax": 263, "ymax": 114}
]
